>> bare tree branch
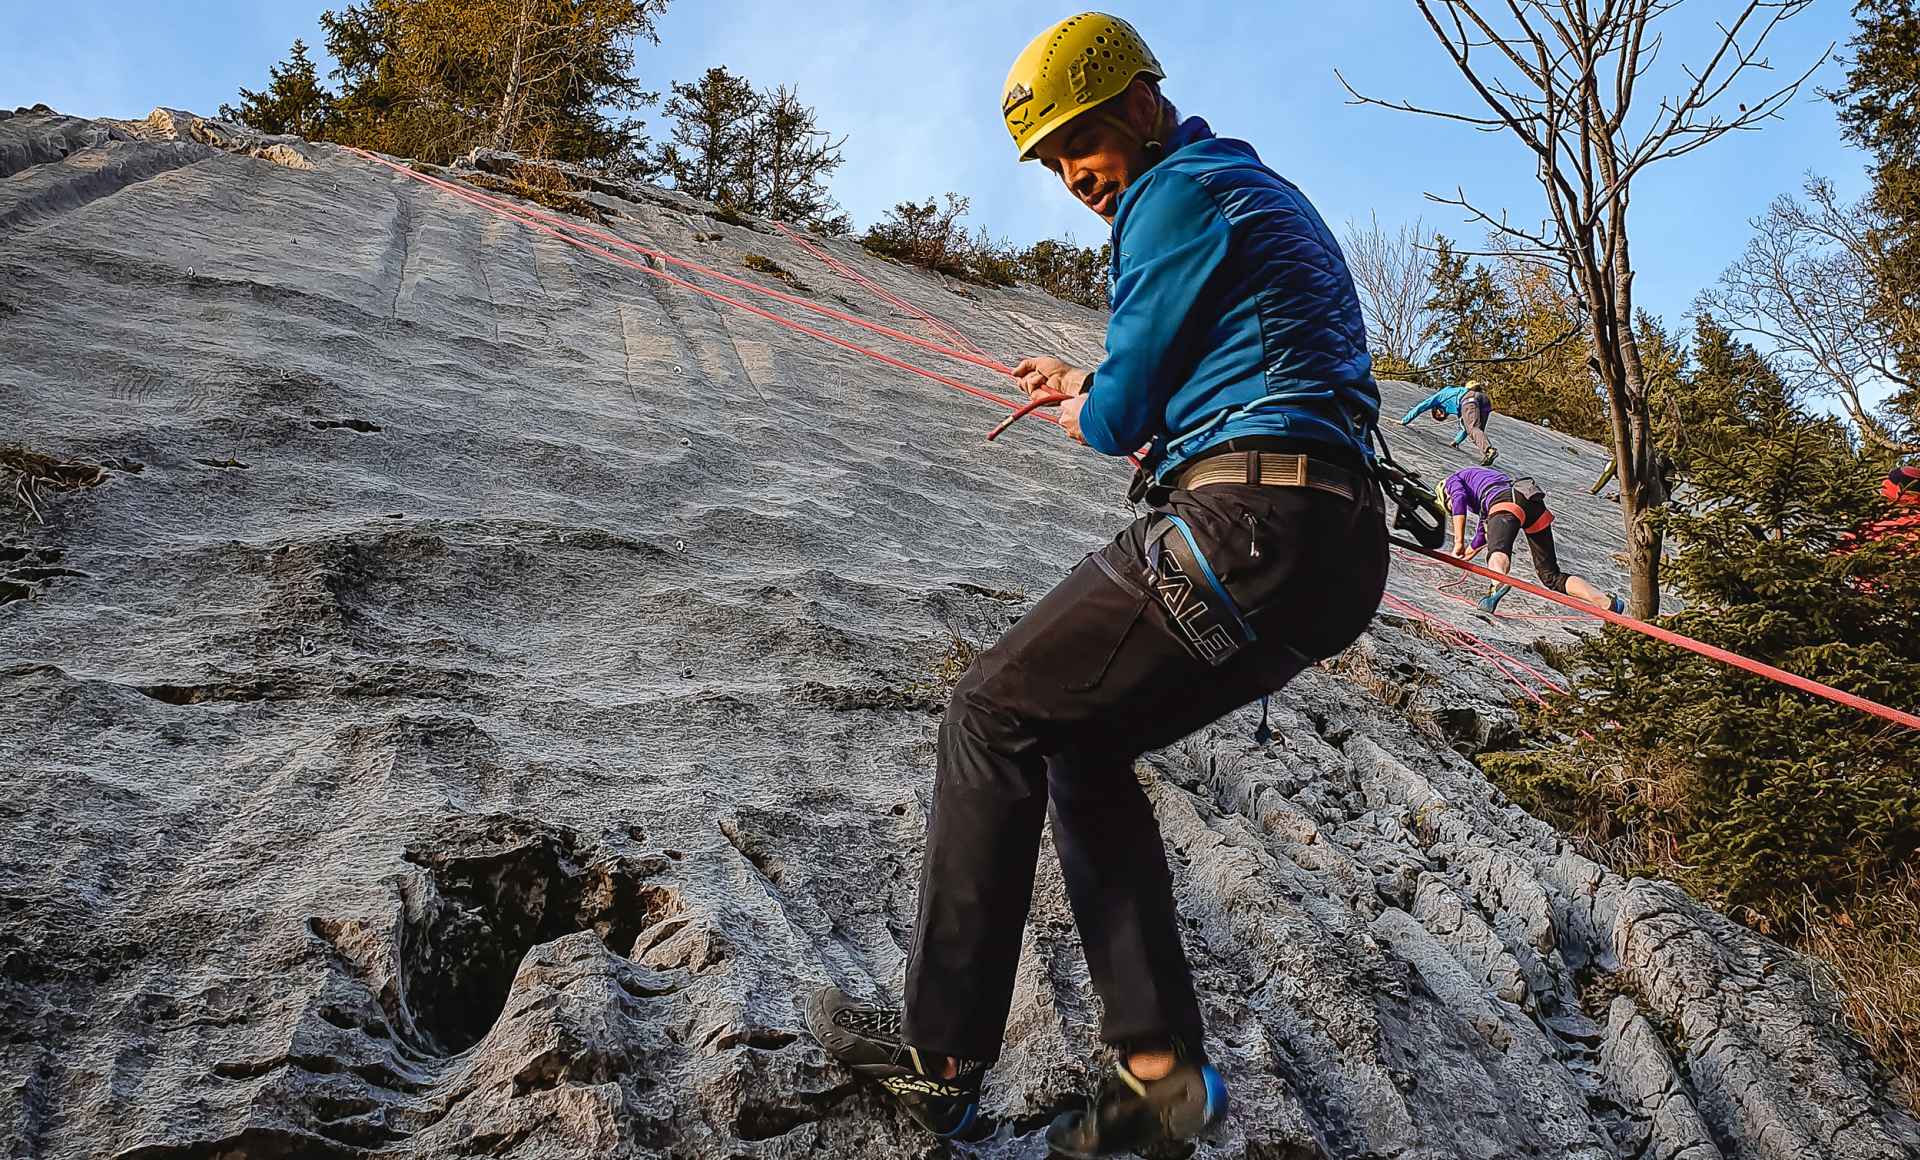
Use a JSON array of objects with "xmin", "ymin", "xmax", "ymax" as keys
[
  {"xmin": 1697, "ymin": 176, "xmax": 1920, "ymax": 453},
  {"xmin": 1346, "ymin": 0, "xmax": 1823, "ymax": 616},
  {"xmin": 1343, "ymin": 213, "xmax": 1444, "ymax": 370}
]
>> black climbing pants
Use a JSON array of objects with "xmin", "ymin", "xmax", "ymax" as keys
[
  {"xmin": 902, "ymin": 481, "xmax": 1389, "ymax": 1063},
  {"xmin": 1482, "ymin": 481, "xmax": 1570, "ymax": 593}
]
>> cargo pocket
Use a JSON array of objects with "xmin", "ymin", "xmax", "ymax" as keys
[
  {"xmin": 1064, "ymin": 554, "xmax": 1153, "ymax": 692},
  {"xmin": 1059, "ymin": 587, "xmax": 1144, "ymax": 687}
]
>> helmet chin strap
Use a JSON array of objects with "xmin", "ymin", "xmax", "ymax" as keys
[{"xmin": 1091, "ymin": 99, "xmax": 1172, "ymax": 164}]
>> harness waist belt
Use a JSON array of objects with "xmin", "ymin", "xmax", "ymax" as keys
[
  {"xmin": 1488, "ymin": 500, "xmax": 1554, "ymax": 534},
  {"xmin": 1174, "ymin": 452, "xmax": 1370, "ymax": 504}
]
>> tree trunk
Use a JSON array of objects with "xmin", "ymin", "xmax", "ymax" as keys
[
  {"xmin": 493, "ymin": 0, "xmax": 534, "ymax": 151},
  {"xmin": 1623, "ymin": 487, "xmax": 1663, "ymax": 616},
  {"xmin": 1611, "ymin": 237, "xmax": 1666, "ymax": 619}
]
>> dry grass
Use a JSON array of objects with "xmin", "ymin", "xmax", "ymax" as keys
[
  {"xmin": 1798, "ymin": 868, "xmax": 1920, "ymax": 1112},
  {"xmin": 1, "ymin": 445, "xmax": 107, "ymax": 525},
  {"xmin": 902, "ymin": 635, "xmax": 979, "ymax": 709},
  {"xmin": 741, "ymin": 253, "xmax": 810, "ymax": 293},
  {"xmin": 458, "ymin": 169, "xmax": 608, "ymax": 224},
  {"xmin": 1321, "ymin": 648, "xmax": 1432, "ymax": 717},
  {"xmin": 706, "ymin": 204, "xmax": 756, "ymax": 229}
]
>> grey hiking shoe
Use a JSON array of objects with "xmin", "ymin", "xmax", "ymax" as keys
[
  {"xmin": 803, "ymin": 986, "xmax": 986, "ymax": 1139},
  {"xmin": 1046, "ymin": 1056, "xmax": 1228, "ymax": 1158}
]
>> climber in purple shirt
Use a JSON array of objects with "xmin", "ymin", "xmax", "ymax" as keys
[{"xmin": 1443, "ymin": 466, "xmax": 1624, "ymax": 614}]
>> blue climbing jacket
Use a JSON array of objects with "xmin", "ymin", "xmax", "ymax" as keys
[
  {"xmin": 1079, "ymin": 116, "xmax": 1378, "ymax": 478},
  {"xmin": 1401, "ymin": 385, "xmax": 1473, "ymax": 425}
]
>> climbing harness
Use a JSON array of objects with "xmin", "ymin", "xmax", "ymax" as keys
[
  {"xmin": 1486, "ymin": 499, "xmax": 1554, "ymax": 535},
  {"xmin": 1138, "ymin": 513, "xmax": 1277, "ymax": 743},
  {"xmin": 1171, "ymin": 450, "xmax": 1368, "ymax": 500},
  {"xmin": 1143, "ymin": 514, "xmax": 1256, "ymax": 667},
  {"xmin": 1114, "ymin": 385, "xmax": 1349, "ymax": 505}
]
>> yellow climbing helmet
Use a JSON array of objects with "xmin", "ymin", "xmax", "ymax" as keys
[{"xmin": 1001, "ymin": 13, "xmax": 1165, "ymax": 161}]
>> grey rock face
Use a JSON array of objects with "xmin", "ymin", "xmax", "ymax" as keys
[{"xmin": 2, "ymin": 108, "xmax": 1915, "ymax": 1159}]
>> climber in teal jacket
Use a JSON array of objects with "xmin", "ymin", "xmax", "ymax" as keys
[{"xmin": 1401, "ymin": 380, "xmax": 1497, "ymax": 464}]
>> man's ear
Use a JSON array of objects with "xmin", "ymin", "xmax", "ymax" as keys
[{"xmin": 1126, "ymin": 78, "xmax": 1161, "ymax": 140}]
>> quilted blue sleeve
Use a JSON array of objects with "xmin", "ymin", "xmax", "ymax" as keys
[
  {"xmin": 1080, "ymin": 172, "xmax": 1232, "ymax": 456},
  {"xmin": 1401, "ymin": 388, "xmax": 1447, "ymax": 425}
]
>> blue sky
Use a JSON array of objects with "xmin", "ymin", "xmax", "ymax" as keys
[{"xmin": 0, "ymin": 1, "xmax": 1873, "ymax": 333}]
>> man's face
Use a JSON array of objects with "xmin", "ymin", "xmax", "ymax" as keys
[{"xmin": 1032, "ymin": 97, "xmax": 1148, "ymax": 222}]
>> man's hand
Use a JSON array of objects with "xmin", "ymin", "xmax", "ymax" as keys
[
  {"xmin": 1056, "ymin": 393, "xmax": 1090, "ymax": 444},
  {"xmin": 1452, "ymin": 541, "xmax": 1472, "ymax": 559},
  {"xmin": 1013, "ymin": 356, "xmax": 1088, "ymax": 402}
]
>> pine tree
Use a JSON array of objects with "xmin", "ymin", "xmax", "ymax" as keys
[
  {"xmin": 1491, "ymin": 260, "xmax": 1607, "ymax": 440},
  {"xmin": 221, "ymin": 39, "xmax": 336, "ymax": 138},
  {"xmin": 1520, "ymin": 319, "xmax": 1920, "ymax": 923},
  {"xmin": 1829, "ymin": 0, "xmax": 1920, "ymax": 419},
  {"xmin": 650, "ymin": 71, "xmax": 847, "ymax": 226},
  {"xmin": 1424, "ymin": 238, "xmax": 1514, "ymax": 374},
  {"xmin": 751, "ymin": 85, "xmax": 847, "ymax": 230},
  {"xmin": 652, "ymin": 66, "xmax": 762, "ymax": 208},
  {"xmin": 318, "ymin": 0, "xmax": 668, "ymax": 172},
  {"xmin": 1417, "ymin": 238, "xmax": 1611, "ymax": 437}
]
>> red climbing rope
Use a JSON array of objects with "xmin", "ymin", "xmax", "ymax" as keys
[
  {"xmin": 350, "ymin": 148, "xmax": 1056, "ymax": 425},
  {"xmin": 773, "ymin": 221, "xmax": 992, "ymax": 361},
  {"xmin": 347, "ymin": 148, "xmax": 1919, "ymax": 733},
  {"xmin": 987, "ymin": 393, "xmax": 1070, "ymax": 441},
  {"xmin": 1397, "ymin": 548, "xmax": 1588, "ymax": 624},
  {"xmin": 769, "ymin": 216, "xmax": 1143, "ymax": 462},
  {"xmin": 1391, "ymin": 536, "xmax": 1920, "ymax": 731},
  {"xmin": 1379, "ymin": 591, "xmax": 1566, "ymax": 704}
]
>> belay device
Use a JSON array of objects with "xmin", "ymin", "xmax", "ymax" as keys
[{"xmin": 1368, "ymin": 424, "xmax": 1447, "ymax": 550}]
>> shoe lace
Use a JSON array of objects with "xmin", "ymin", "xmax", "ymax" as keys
[{"xmin": 835, "ymin": 1005, "xmax": 903, "ymax": 1041}]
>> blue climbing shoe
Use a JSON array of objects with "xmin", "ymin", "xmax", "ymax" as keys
[
  {"xmin": 1609, "ymin": 595, "xmax": 1626, "ymax": 615},
  {"xmin": 804, "ymin": 986, "xmax": 986, "ymax": 1139},
  {"xmin": 1478, "ymin": 585, "xmax": 1510, "ymax": 613},
  {"xmin": 1046, "ymin": 1056, "xmax": 1228, "ymax": 1158}
]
